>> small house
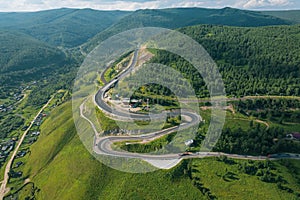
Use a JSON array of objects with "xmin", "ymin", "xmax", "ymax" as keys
[
  {"xmin": 286, "ymin": 132, "xmax": 300, "ymax": 140},
  {"xmin": 185, "ymin": 139, "xmax": 194, "ymax": 146}
]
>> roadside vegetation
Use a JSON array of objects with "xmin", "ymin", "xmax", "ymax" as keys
[
  {"xmin": 104, "ymin": 51, "xmax": 133, "ymax": 82},
  {"xmin": 95, "ymin": 108, "xmax": 119, "ymax": 132},
  {"xmin": 115, "ymin": 132, "xmax": 177, "ymax": 154}
]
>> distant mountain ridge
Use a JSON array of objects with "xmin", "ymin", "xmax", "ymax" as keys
[
  {"xmin": 82, "ymin": 7, "xmax": 293, "ymax": 52},
  {"xmin": 0, "ymin": 7, "xmax": 298, "ymax": 50},
  {"xmin": 0, "ymin": 7, "xmax": 297, "ymax": 77},
  {"xmin": 262, "ymin": 10, "xmax": 300, "ymax": 24},
  {"xmin": 0, "ymin": 8, "xmax": 130, "ymax": 47}
]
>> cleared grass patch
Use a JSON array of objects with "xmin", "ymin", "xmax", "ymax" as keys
[{"xmin": 191, "ymin": 157, "xmax": 300, "ymax": 200}]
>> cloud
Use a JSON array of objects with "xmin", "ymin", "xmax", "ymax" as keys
[
  {"xmin": 0, "ymin": 0, "xmax": 161, "ymax": 11},
  {"xmin": 0, "ymin": 0, "xmax": 298, "ymax": 12},
  {"xmin": 235, "ymin": 0, "xmax": 292, "ymax": 9}
]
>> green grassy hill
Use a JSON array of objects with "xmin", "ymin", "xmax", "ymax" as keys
[
  {"xmin": 6, "ymin": 101, "xmax": 300, "ymax": 199},
  {"xmin": 14, "ymin": 102, "xmax": 203, "ymax": 199},
  {"xmin": 83, "ymin": 7, "xmax": 291, "ymax": 52},
  {"xmin": 0, "ymin": 8, "xmax": 130, "ymax": 47}
]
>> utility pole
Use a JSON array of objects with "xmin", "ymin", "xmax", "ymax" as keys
[{"xmin": 147, "ymin": 98, "xmax": 149, "ymax": 109}]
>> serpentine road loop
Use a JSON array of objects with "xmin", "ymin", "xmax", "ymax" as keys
[{"xmin": 79, "ymin": 49, "xmax": 300, "ymax": 170}]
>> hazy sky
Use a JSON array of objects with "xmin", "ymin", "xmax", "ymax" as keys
[{"xmin": 0, "ymin": 0, "xmax": 299, "ymax": 12}]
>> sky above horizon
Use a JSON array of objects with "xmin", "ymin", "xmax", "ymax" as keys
[{"xmin": 0, "ymin": 0, "xmax": 299, "ymax": 12}]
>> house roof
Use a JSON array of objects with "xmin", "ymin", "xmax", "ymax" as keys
[{"xmin": 292, "ymin": 133, "xmax": 300, "ymax": 139}]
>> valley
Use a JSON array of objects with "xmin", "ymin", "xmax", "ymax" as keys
[{"xmin": 0, "ymin": 6, "xmax": 299, "ymax": 200}]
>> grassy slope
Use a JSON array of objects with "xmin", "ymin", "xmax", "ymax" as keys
[
  {"xmin": 192, "ymin": 158, "xmax": 300, "ymax": 200},
  {"xmin": 20, "ymin": 102, "xmax": 202, "ymax": 199}
]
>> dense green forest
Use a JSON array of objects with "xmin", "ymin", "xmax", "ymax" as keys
[
  {"xmin": 0, "ymin": 30, "xmax": 71, "ymax": 101},
  {"xmin": 147, "ymin": 25, "xmax": 300, "ymax": 97},
  {"xmin": 0, "ymin": 7, "xmax": 297, "ymax": 50},
  {"xmin": 234, "ymin": 98, "xmax": 300, "ymax": 123},
  {"xmin": 204, "ymin": 98, "xmax": 300, "ymax": 156},
  {"xmin": 212, "ymin": 125, "xmax": 300, "ymax": 155}
]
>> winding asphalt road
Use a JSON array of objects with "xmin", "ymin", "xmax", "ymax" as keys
[{"xmin": 80, "ymin": 49, "xmax": 300, "ymax": 169}]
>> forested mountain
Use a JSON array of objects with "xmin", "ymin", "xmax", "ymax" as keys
[
  {"xmin": 83, "ymin": 7, "xmax": 292, "ymax": 52},
  {"xmin": 0, "ymin": 8, "xmax": 130, "ymax": 47},
  {"xmin": 0, "ymin": 7, "xmax": 297, "ymax": 50},
  {"xmin": 262, "ymin": 10, "xmax": 300, "ymax": 24}
]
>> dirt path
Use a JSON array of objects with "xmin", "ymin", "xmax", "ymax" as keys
[
  {"xmin": 0, "ymin": 95, "xmax": 54, "ymax": 199},
  {"xmin": 255, "ymin": 119, "xmax": 270, "ymax": 130},
  {"xmin": 231, "ymin": 117, "xmax": 270, "ymax": 130}
]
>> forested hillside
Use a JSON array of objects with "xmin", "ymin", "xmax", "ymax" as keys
[
  {"xmin": 0, "ymin": 30, "xmax": 65, "ymax": 74},
  {"xmin": 0, "ymin": 8, "xmax": 130, "ymax": 47},
  {"xmin": 0, "ymin": 30, "xmax": 68, "ymax": 91},
  {"xmin": 83, "ymin": 7, "xmax": 291, "ymax": 52},
  {"xmin": 147, "ymin": 25, "xmax": 300, "ymax": 97},
  {"xmin": 0, "ymin": 30, "xmax": 77, "ymax": 107}
]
